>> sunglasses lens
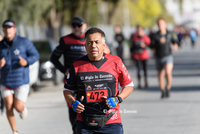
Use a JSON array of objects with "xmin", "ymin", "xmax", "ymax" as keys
[
  {"xmin": 78, "ymin": 24, "xmax": 82, "ymax": 27},
  {"xmin": 72, "ymin": 24, "xmax": 82, "ymax": 28}
]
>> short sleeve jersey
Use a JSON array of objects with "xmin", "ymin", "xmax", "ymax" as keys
[{"xmin": 64, "ymin": 53, "xmax": 133, "ymax": 124}]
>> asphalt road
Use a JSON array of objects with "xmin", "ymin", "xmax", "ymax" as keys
[{"xmin": 0, "ymin": 37, "xmax": 200, "ymax": 134}]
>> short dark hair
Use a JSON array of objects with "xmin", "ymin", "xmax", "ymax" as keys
[
  {"xmin": 85, "ymin": 27, "xmax": 105, "ymax": 39},
  {"xmin": 136, "ymin": 24, "xmax": 143, "ymax": 29}
]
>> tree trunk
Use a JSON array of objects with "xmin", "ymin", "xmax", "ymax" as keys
[
  {"xmin": 83, "ymin": 0, "xmax": 89, "ymax": 23},
  {"xmin": 107, "ymin": 2, "xmax": 118, "ymax": 24},
  {"xmin": 69, "ymin": 0, "xmax": 82, "ymax": 20},
  {"xmin": 49, "ymin": 8, "xmax": 63, "ymax": 42}
]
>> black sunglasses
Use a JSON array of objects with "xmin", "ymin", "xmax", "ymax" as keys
[{"xmin": 72, "ymin": 23, "xmax": 82, "ymax": 28}]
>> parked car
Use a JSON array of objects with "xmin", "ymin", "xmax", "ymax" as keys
[{"xmin": 32, "ymin": 40, "xmax": 63, "ymax": 85}]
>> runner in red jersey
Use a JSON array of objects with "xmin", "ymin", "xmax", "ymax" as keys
[
  {"xmin": 63, "ymin": 27, "xmax": 134, "ymax": 134},
  {"xmin": 130, "ymin": 25, "xmax": 151, "ymax": 89}
]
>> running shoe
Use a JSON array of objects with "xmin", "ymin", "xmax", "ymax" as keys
[
  {"xmin": 13, "ymin": 131, "xmax": 18, "ymax": 134},
  {"xmin": 137, "ymin": 84, "xmax": 141, "ymax": 89},
  {"xmin": 161, "ymin": 90, "xmax": 165, "ymax": 99},
  {"xmin": 19, "ymin": 107, "xmax": 28, "ymax": 119},
  {"xmin": 165, "ymin": 90, "xmax": 170, "ymax": 98}
]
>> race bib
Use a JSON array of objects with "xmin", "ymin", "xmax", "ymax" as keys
[
  {"xmin": 86, "ymin": 89, "xmax": 108, "ymax": 103},
  {"xmin": 85, "ymin": 83, "xmax": 109, "ymax": 103}
]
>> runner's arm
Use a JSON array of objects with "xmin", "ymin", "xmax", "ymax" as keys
[
  {"xmin": 50, "ymin": 38, "xmax": 67, "ymax": 74},
  {"xmin": 63, "ymin": 65, "xmax": 85, "ymax": 113},
  {"xmin": 118, "ymin": 58, "xmax": 134, "ymax": 100},
  {"xmin": 63, "ymin": 90, "xmax": 85, "ymax": 113},
  {"xmin": 171, "ymin": 32, "xmax": 179, "ymax": 51},
  {"xmin": 172, "ymin": 43, "xmax": 178, "ymax": 51},
  {"xmin": 63, "ymin": 90, "xmax": 76, "ymax": 106},
  {"xmin": 118, "ymin": 83, "xmax": 134, "ymax": 100}
]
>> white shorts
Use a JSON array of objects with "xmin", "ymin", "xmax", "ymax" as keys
[{"xmin": 0, "ymin": 84, "xmax": 30, "ymax": 102}]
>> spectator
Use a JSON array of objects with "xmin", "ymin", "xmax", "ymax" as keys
[
  {"xmin": 130, "ymin": 25, "xmax": 151, "ymax": 89},
  {"xmin": 114, "ymin": 25, "xmax": 125, "ymax": 62}
]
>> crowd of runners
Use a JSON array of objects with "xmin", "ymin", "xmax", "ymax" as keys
[{"xmin": 0, "ymin": 16, "xmax": 198, "ymax": 134}]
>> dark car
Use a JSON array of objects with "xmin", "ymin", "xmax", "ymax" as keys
[{"xmin": 33, "ymin": 40, "xmax": 63, "ymax": 85}]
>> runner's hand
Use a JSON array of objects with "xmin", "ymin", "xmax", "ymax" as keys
[
  {"xmin": 103, "ymin": 96, "xmax": 119, "ymax": 109},
  {"xmin": 173, "ymin": 43, "xmax": 178, "ymax": 51},
  {"xmin": 0, "ymin": 57, "xmax": 6, "ymax": 67},
  {"xmin": 140, "ymin": 43, "xmax": 146, "ymax": 48},
  {"xmin": 72, "ymin": 96, "xmax": 85, "ymax": 113},
  {"xmin": 65, "ymin": 69, "xmax": 69, "ymax": 76},
  {"xmin": 160, "ymin": 37, "xmax": 166, "ymax": 44},
  {"xmin": 18, "ymin": 56, "xmax": 28, "ymax": 66}
]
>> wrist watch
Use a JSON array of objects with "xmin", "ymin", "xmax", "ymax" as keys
[{"xmin": 116, "ymin": 96, "xmax": 123, "ymax": 103}]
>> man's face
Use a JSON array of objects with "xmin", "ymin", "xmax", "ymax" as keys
[
  {"xmin": 158, "ymin": 20, "xmax": 167, "ymax": 32},
  {"xmin": 85, "ymin": 33, "xmax": 106, "ymax": 61},
  {"xmin": 71, "ymin": 22, "xmax": 87, "ymax": 36},
  {"xmin": 3, "ymin": 26, "xmax": 16, "ymax": 41},
  {"xmin": 137, "ymin": 27, "xmax": 144, "ymax": 37},
  {"xmin": 115, "ymin": 26, "xmax": 121, "ymax": 34}
]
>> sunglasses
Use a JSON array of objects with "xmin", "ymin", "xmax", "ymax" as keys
[{"xmin": 72, "ymin": 23, "xmax": 82, "ymax": 28}]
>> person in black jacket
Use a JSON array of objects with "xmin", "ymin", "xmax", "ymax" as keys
[
  {"xmin": 114, "ymin": 25, "xmax": 125, "ymax": 62},
  {"xmin": 150, "ymin": 18, "xmax": 178, "ymax": 99},
  {"xmin": 50, "ymin": 16, "xmax": 87, "ymax": 134}
]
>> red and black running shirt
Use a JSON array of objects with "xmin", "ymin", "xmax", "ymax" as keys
[
  {"xmin": 50, "ymin": 33, "xmax": 87, "ymax": 74},
  {"xmin": 64, "ymin": 53, "xmax": 133, "ymax": 124},
  {"xmin": 130, "ymin": 32, "xmax": 151, "ymax": 60}
]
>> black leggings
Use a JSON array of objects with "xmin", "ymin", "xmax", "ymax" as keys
[
  {"xmin": 116, "ymin": 45, "xmax": 123, "ymax": 61},
  {"xmin": 134, "ymin": 59, "xmax": 148, "ymax": 81}
]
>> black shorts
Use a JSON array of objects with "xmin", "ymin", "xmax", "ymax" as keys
[
  {"xmin": 155, "ymin": 55, "xmax": 173, "ymax": 71},
  {"xmin": 76, "ymin": 120, "xmax": 123, "ymax": 134}
]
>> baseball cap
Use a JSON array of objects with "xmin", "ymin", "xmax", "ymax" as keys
[
  {"xmin": 2, "ymin": 19, "xmax": 15, "ymax": 28},
  {"xmin": 71, "ymin": 16, "xmax": 85, "ymax": 25}
]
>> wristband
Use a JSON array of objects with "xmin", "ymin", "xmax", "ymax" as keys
[
  {"xmin": 71, "ymin": 100, "xmax": 80, "ymax": 112},
  {"xmin": 106, "ymin": 97, "xmax": 118, "ymax": 109},
  {"xmin": 116, "ymin": 96, "xmax": 123, "ymax": 103}
]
